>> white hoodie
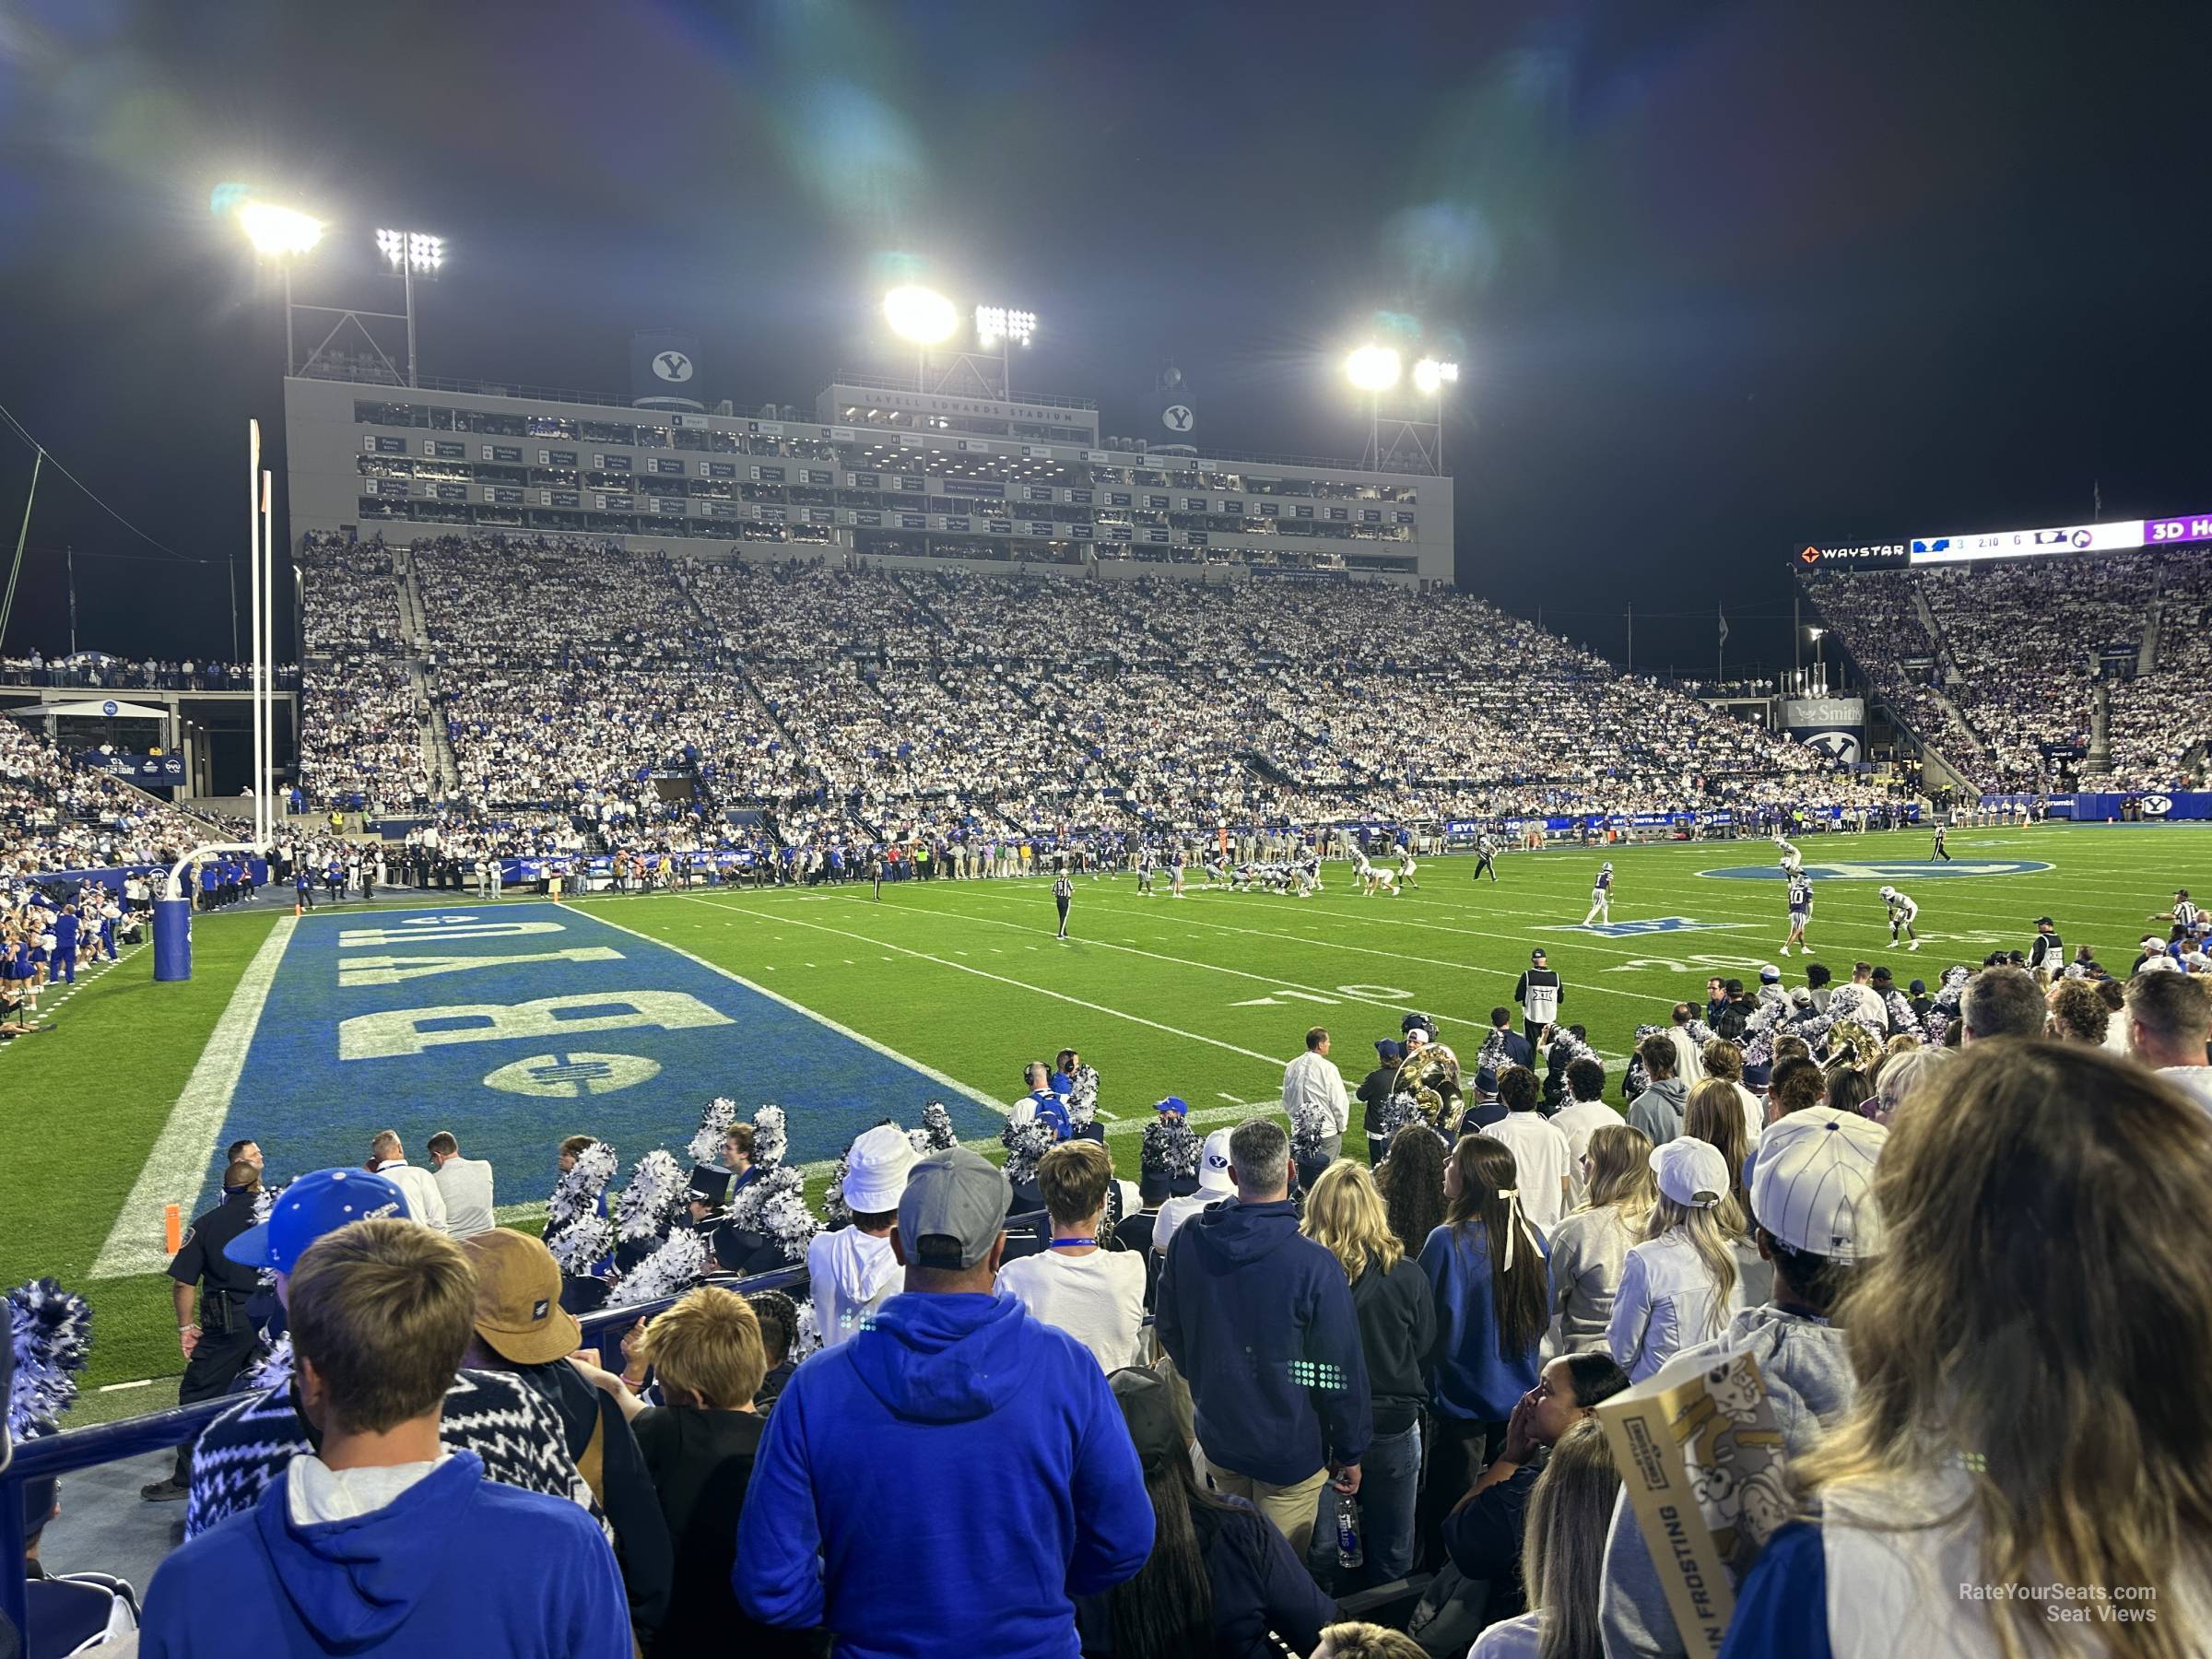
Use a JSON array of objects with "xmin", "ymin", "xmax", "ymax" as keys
[{"xmin": 806, "ymin": 1226, "xmax": 902, "ymax": 1348}]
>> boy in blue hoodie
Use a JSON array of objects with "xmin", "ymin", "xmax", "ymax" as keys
[
  {"xmin": 735, "ymin": 1146, "xmax": 1153, "ymax": 1658},
  {"xmin": 140, "ymin": 1218, "xmax": 629, "ymax": 1659},
  {"xmin": 1156, "ymin": 1117, "xmax": 1371, "ymax": 1558}
]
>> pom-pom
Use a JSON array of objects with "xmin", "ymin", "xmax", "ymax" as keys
[
  {"xmin": 914, "ymin": 1100, "xmax": 958, "ymax": 1152},
  {"xmin": 1065, "ymin": 1065, "xmax": 1100, "ymax": 1128},
  {"xmin": 614, "ymin": 1150, "xmax": 686, "ymax": 1243},
  {"xmin": 790, "ymin": 1299, "xmax": 822, "ymax": 1362},
  {"xmin": 756, "ymin": 1181, "xmax": 820, "ymax": 1264},
  {"xmin": 608, "ymin": 1228, "xmax": 707, "ymax": 1308},
  {"xmin": 1142, "ymin": 1119, "xmax": 1201, "ymax": 1180},
  {"xmin": 547, "ymin": 1139, "xmax": 618, "ymax": 1234},
  {"xmin": 1000, "ymin": 1115, "xmax": 1054, "ymax": 1189},
  {"xmin": 547, "ymin": 1214, "xmax": 616, "ymax": 1278},
  {"xmin": 751, "ymin": 1104, "xmax": 789, "ymax": 1171},
  {"xmin": 687, "ymin": 1098, "xmax": 739, "ymax": 1167},
  {"xmin": 8, "ymin": 1278, "xmax": 92, "ymax": 1441},
  {"xmin": 251, "ymin": 1182, "xmax": 285, "ymax": 1290}
]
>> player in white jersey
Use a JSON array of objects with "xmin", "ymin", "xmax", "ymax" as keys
[
  {"xmin": 1472, "ymin": 831, "xmax": 1500, "ymax": 883},
  {"xmin": 1583, "ymin": 862, "xmax": 1614, "ymax": 926},
  {"xmin": 1880, "ymin": 884, "xmax": 1921, "ymax": 950},
  {"xmin": 1395, "ymin": 845, "xmax": 1419, "ymax": 890},
  {"xmin": 1356, "ymin": 852, "xmax": 1399, "ymax": 897},
  {"xmin": 1782, "ymin": 866, "xmax": 1814, "ymax": 956},
  {"xmin": 1775, "ymin": 835, "xmax": 1803, "ymax": 873}
]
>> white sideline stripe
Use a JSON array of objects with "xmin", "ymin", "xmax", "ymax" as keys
[
  {"xmin": 567, "ymin": 903, "xmax": 1009, "ymax": 1121},
  {"xmin": 91, "ymin": 915, "xmax": 300, "ymax": 1280},
  {"xmin": 677, "ymin": 895, "xmax": 1292, "ymax": 1075}
]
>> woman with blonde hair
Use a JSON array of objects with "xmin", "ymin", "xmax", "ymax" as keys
[
  {"xmin": 1546, "ymin": 1123, "xmax": 1653, "ymax": 1354},
  {"xmin": 1684, "ymin": 1077, "xmax": 1770, "ymax": 1310},
  {"xmin": 1606, "ymin": 1137, "xmax": 1743, "ymax": 1383},
  {"xmin": 1724, "ymin": 1042, "xmax": 2212, "ymax": 1658},
  {"xmin": 1865, "ymin": 1044, "xmax": 1951, "ymax": 1127},
  {"xmin": 1471, "ymin": 1418, "xmax": 1624, "ymax": 1659},
  {"xmin": 1300, "ymin": 1159, "xmax": 1435, "ymax": 1588}
]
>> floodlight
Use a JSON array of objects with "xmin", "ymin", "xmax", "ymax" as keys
[
  {"xmin": 1345, "ymin": 345, "xmax": 1401, "ymax": 392},
  {"xmin": 238, "ymin": 202, "xmax": 324, "ymax": 258},
  {"xmin": 1413, "ymin": 358, "xmax": 1460, "ymax": 395},
  {"xmin": 976, "ymin": 304, "xmax": 1038, "ymax": 347},
  {"xmin": 377, "ymin": 227, "xmax": 444, "ymax": 273},
  {"xmin": 884, "ymin": 285, "xmax": 958, "ymax": 345}
]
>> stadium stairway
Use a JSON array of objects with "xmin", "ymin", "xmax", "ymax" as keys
[{"xmin": 2139, "ymin": 605, "xmax": 2162, "ymax": 677}]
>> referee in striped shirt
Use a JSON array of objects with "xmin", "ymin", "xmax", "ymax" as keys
[{"xmin": 1053, "ymin": 870, "xmax": 1074, "ymax": 939}]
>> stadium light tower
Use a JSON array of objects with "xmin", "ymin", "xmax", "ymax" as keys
[
  {"xmin": 884, "ymin": 285, "xmax": 958, "ymax": 391},
  {"xmin": 974, "ymin": 304, "xmax": 1037, "ymax": 401},
  {"xmin": 1413, "ymin": 357, "xmax": 1459, "ymax": 471},
  {"xmin": 376, "ymin": 228, "xmax": 444, "ymax": 387},
  {"xmin": 234, "ymin": 199, "xmax": 324, "ymax": 380},
  {"xmin": 1345, "ymin": 346, "xmax": 1401, "ymax": 469}
]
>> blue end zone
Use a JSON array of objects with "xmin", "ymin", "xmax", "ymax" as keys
[
  {"xmin": 1699, "ymin": 860, "xmax": 2053, "ymax": 880},
  {"xmin": 203, "ymin": 902, "xmax": 1000, "ymax": 1212}
]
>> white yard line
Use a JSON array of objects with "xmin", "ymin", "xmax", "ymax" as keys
[
  {"xmin": 91, "ymin": 916, "xmax": 299, "ymax": 1280},
  {"xmin": 566, "ymin": 903, "xmax": 1009, "ymax": 1121},
  {"xmin": 675, "ymin": 895, "xmax": 1292, "ymax": 1076}
]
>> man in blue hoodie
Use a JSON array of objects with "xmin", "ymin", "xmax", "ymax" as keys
[
  {"xmin": 1156, "ymin": 1117, "xmax": 1371, "ymax": 1558},
  {"xmin": 139, "ymin": 1218, "xmax": 629, "ymax": 1658},
  {"xmin": 735, "ymin": 1145, "xmax": 1153, "ymax": 1658}
]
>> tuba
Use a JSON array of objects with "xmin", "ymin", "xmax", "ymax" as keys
[
  {"xmin": 1394, "ymin": 1042, "xmax": 1462, "ymax": 1127},
  {"xmin": 1823, "ymin": 1018, "xmax": 1881, "ymax": 1072}
]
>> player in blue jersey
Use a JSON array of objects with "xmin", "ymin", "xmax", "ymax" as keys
[{"xmin": 1582, "ymin": 861, "xmax": 1614, "ymax": 926}]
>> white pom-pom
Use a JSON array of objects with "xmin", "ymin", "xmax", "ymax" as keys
[
  {"xmin": 607, "ymin": 1228, "xmax": 707, "ymax": 1308},
  {"xmin": 614, "ymin": 1150, "xmax": 685, "ymax": 1243},
  {"xmin": 687, "ymin": 1098, "xmax": 739, "ymax": 1166}
]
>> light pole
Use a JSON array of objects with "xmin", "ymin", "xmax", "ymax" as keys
[
  {"xmin": 1808, "ymin": 626, "xmax": 1827, "ymax": 693},
  {"xmin": 236, "ymin": 200, "xmax": 324, "ymax": 375},
  {"xmin": 1413, "ymin": 358, "xmax": 1459, "ymax": 471},
  {"xmin": 1345, "ymin": 346, "xmax": 1402, "ymax": 468},
  {"xmin": 974, "ymin": 305, "xmax": 1037, "ymax": 401},
  {"xmin": 883, "ymin": 286, "xmax": 958, "ymax": 393},
  {"xmin": 376, "ymin": 229, "xmax": 444, "ymax": 386}
]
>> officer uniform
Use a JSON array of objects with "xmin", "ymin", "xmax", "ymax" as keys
[{"xmin": 154, "ymin": 1185, "xmax": 264, "ymax": 1490}]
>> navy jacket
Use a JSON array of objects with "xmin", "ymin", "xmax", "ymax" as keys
[{"xmin": 1157, "ymin": 1199, "xmax": 1371, "ymax": 1485}]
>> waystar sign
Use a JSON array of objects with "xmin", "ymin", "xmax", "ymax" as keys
[{"xmin": 1796, "ymin": 543, "xmax": 1906, "ymax": 568}]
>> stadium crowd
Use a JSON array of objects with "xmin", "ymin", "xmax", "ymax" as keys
[
  {"xmin": 1802, "ymin": 550, "xmax": 2212, "ymax": 791},
  {"xmin": 13, "ymin": 932, "xmax": 2203, "ymax": 1658},
  {"xmin": 282, "ymin": 534, "xmax": 1902, "ymax": 863}
]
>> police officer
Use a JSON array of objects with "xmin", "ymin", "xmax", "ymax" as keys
[{"xmin": 141, "ymin": 1159, "xmax": 265, "ymax": 1501}]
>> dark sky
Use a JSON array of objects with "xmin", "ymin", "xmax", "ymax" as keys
[{"xmin": 1, "ymin": 0, "xmax": 2206, "ymax": 678}]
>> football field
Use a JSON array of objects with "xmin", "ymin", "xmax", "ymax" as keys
[{"xmin": 7, "ymin": 823, "xmax": 2202, "ymax": 1414}]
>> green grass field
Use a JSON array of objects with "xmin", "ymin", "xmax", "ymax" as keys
[{"xmin": 11, "ymin": 823, "xmax": 2204, "ymax": 1422}]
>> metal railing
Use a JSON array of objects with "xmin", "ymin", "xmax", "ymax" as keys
[{"xmin": 0, "ymin": 1261, "xmax": 802, "ymax": 1637}]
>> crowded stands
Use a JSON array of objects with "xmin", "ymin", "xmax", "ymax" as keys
[{"xmin": 1803, "ymin": 550, "xmax": 2212, "ymax": 791}]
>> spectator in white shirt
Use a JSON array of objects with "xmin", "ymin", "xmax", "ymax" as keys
[
  {"xmin": 1281, "ymin": 1026, "xmax": 1351, "ymax": 1188},
  {"xmin": 996, "ymin": 1140, "xmax": 1146, "ymax": 1371},
  {"xmin": 1154, "ymin": 1128, "xmax": 1235, "ymax": 1257},
  {"xmin": 2124, "ymin": 971, "xmax": 2212, "ymax": 1112},
  {"xmin": 426, "ymin": 1130, "xmax": 496, "ymax": 1238},
  {"xmin": 1663, "ymin": 1006, "xmax": 1707, "ymax": 1088},
  {"xmin": 1548, "ymin": 1058, "xmax": 1621, "ymax": 1206},
  {"xmin": 806, "ymin": 1125, "xmax": 916, "ymax": 1347},
  {"xmin": 1606, "ymin": 1138, "xmax": 1744, "ymax": 1383},
  {"xmin": 1547, "ymin": 1123, "xmax": 1654, "ymax": 1356},
  {"xmin": 369, "ymin": 1128, "xmax": 448, "ymax": 1234},
  {"xmin": 1484, "ymin": 1065, "xmax": 1573, "ymax": 1233}
]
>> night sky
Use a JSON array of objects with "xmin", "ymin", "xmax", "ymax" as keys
[{"xmin": 0, "ymin": 0, "xmax": 2206, "ymax": 678}]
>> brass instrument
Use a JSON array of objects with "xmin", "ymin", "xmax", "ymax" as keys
[{"xmin": 1394, "ymin": 1042, "xmax": 1462, "ymax": 1126}]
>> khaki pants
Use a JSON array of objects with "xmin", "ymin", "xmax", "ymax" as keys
[{"xmin": 1205, "ymin": 1458, "xmax": 1328, "ymax": 1559}]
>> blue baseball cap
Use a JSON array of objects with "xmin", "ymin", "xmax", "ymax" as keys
[
  {"xmin": 1153, "ymin": 1095, "xmax": 1189, "ymax": 1117},
  {"xmin": 225, "ymin": 1167, "xmax": 410, "ymax": 1272}
]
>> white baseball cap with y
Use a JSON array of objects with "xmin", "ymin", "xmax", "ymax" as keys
[
  {"xmin": 1196, "ymin": 1127, "xmax": 1235, "ymax": 1194},
  {"xmin": 1750, "ymin": 1107, "xmax": 1887, "ymax": 1260}
]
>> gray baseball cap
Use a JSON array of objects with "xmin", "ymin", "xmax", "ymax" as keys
[{"xmin": 898, "ymin": 1146, "xmax": 1011, "ymax": 1270}]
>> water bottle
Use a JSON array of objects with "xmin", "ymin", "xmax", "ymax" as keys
[{"xmin": 1334, "ymin": 1488, "xmax": 1364, "ymax": 1571}]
